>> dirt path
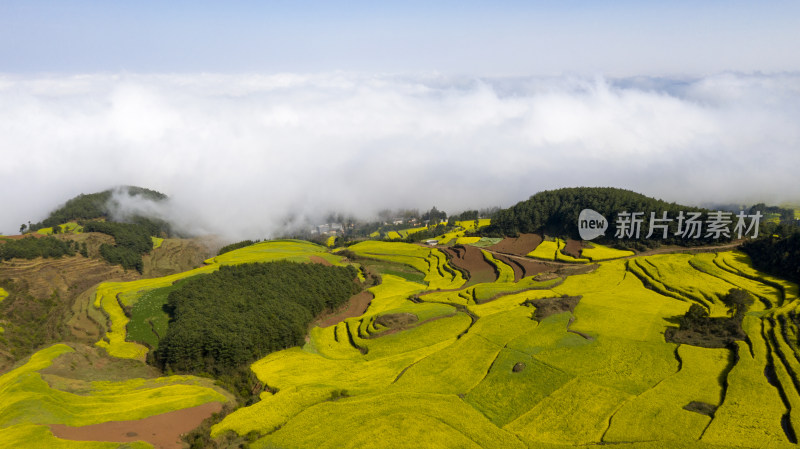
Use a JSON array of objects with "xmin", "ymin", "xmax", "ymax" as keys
[{"xmin": 50, "ymin": 402, "xmax": 223, "ymax": 449}]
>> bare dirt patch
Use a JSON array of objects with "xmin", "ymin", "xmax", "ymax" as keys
[
  {"xmin": 684, "ymin": 401, "xmax": 717, "ymax": 417},
  {"xmin": 492, "ymin": 253, "xmax": 549, "ymax": 281},
  {"xmin": 41, "ymin": 344, "xmax": 160, "ymax": 385},
  {"xmin": 314, "ymin": 291, "xmax": 373, "ymax": 328},
  {"xmin": 488, "ymin": 234, "xmax": 543, "ymax": 256},
  {"xmin": 441, "ymin": 245, "xmax": 497, "ymax": 285},
  {"xmin": 562, "ymin": 239, "xmax": 584, "ymax": 258},
  {"xmin": 0, "ymin": 255, "xmax": 139, "ymax": 301},
  {"xmin": 309, "ymin": 255, "xmax": 333, "ymax": 266},
  {"xmin": 141, "ymin": 238, "xmax": 213, "ymax": 278},
  {"xmin": 374, "ymin": 312, "xmax": 418, "ymax": 329},
  {"xmin": 522, "ymin": 295, "xmax": 582, "ymax": 321},
  {"xmin": 50, "ymin": 401, "xmax": 223, "ymax": 449}
]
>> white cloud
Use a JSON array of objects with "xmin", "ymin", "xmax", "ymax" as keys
[{"xmin": 0, "ymin": 72, "xmax": 798, "ymax": 238}]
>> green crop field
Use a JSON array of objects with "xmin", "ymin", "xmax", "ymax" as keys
[
  {"xmin": 208, "ymin": 245, "xmax": 800, "ymax": 448},
  {"xmin": 347, "ymin": 241, "xmax": 464, "ymax": 290},
  {"xmin": 126, "ymin": 275, "xmax": 203, "ymax": 349},
  {"xmin": 35, "ymin": 222, "xmax": 83, "ymax": 235}
]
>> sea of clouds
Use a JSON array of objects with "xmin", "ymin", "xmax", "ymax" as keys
[{"xmin": 1, "ymin": 72, "xmax": 798, "ymax": 239}]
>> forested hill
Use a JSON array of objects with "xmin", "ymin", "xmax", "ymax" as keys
[
  {"xmin": 741, "ymin": 230, "xmax": 800, "ymax": 283},
  {"xmin": 23, "ymin": 186, "xmax": 172, "ymax": 272},
  {"xmin": 28, "ymin": 186, "xmax": 167, "ymax": 231},
  {"xmin": 485, "ymin": 187, "xmax": 714, "ymax": 246}
]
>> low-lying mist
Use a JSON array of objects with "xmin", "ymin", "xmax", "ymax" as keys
[{"xmin": 1, "ymin": 72, "xmax": 798, "ymax": 239}]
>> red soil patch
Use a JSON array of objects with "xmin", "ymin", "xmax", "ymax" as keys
[
  {"xmin": 441, "ymin": 245, "xmax": 497, "ymax": 285},
  {"xmin": 488, "ymin": 234, "xmax": 543, "ymax": 256},
  {"xmin": 491, "ymin": 253, "xmax": 549, "ymax": 281},
  {"xmin": 562, "ymin": 239, "xmax": 584, "ymax": 259},
  {"xmin": 309, "ymin": 255, "xmax": 333, "ymax": 266},
  {"xmin": 50, "ymin": 401, "xmax": 223, "ymax": 449},
  {"xmin": 315, "ymin": 291, "xmax": 374, "ymax": 328}
]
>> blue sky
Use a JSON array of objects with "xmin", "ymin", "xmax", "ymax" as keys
[
  {"xmin": 1, "ymin": 1, "xmax": 799, "ymax": 237},
  {"xmin": 2, "ymin": 1, "xmax": 798, "ymax": 75}
]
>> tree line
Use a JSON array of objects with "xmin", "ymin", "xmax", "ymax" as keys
[
  {"xmin": 740, "ymin": 227, "xmax": 800, "ymax": 283},
  {"xmin": 26, "ymin": 186, "xmax": 167, "ymax": 232},
  {"xmin": 83, "ymin": 221, "xmax": 154, "ymax": 273},
  {"xmin": 217, "ymin": 240, "xmax": 261, "ymax": 256},
  {"xmin": 483, "ymin": 187, "xmax": 728, "ymax": 249},
  {"xmin": 0, "ymin": 236, "xmax": 79, "ymax": 261},
  {"xmin": 153, "ymin": 261, "xmax": 361, "ymax": 377}
]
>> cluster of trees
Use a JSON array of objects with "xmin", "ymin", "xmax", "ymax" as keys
[
  {"xmin": 666, "ymin": 288, "xmax": 754, "ymax": 347},
  {"xmin": 0, "ymin": 237, "xmax": 78, "ymax": 261},
  {"xmin": 748, "ymin": 203, "xmax": 796, "ymax": 224},
  {"xmin": 484, "ymin": 187, "xmax": 721, "ymax": 249},
  {"xmin": 421, "ymin": 206, "xmax": 447, "ymax": 223},
  {"xmin": 399, "ymin": 223, "xmax": 455, "ymax": 243},
  {"xmin": 153, "ymin": 261, "xmax": 360, "ymax": 376},
  {"xmin": 217, "ymin": 240, "xmax": 261, "ymax": 256},
  {"xmin": 83, "ymin": 221, "xmax": 154, "ymax": 272},
  {"xmin": 740, "ymin": 229, "xmax": 800, "ymax": 283},
  {"xmin": 447, "ymin": 207, "xmax": 500, "ymax": 224},
  {"xmin": 27, "ymin": 186, "xmax": 167, "ymax": 231}
]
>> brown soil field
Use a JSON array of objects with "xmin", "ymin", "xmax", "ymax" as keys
[
  {"xmin": 41, "ymin": 344, "xmax": 160, "ymax": 384},
  {"xmin": 309, "ymin": 255, "xmax": 332, "ymax": 266},
  {"xmin": 491, "ymin": 253, "xmax": 549, "ymax": 281},
  {"xmin": 141, "ymin": 238, "xmax": 213, "ymax": 278},
  {"xmin": 562, "ymin": 239, "xmax": 584, "ymax": 258},
  {"xmin": 523, "ymin": 295, "xmax": 582, "ymax": 321},
  {"xmin": 50, "ymin": 401, "xmax": 223, "ymax": 449},
  {"xmin": 314, "ymin": 291, "xmax": 374, "ymax": 328},
  {"xmin": 0, "ymin": 255, "xmax": 139, "ymax": 301},
  {"xmin": 488, "ymin": 233, "xmax": 543, "ymax": 256},
  {"xmin": 441, "ymin": 245, "xmax": 497, "ymax": 285}
]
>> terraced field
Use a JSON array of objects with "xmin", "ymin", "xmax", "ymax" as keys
[
  {"xmin": 214, "ymin": 244, "xmax": 800, "ymax": 449},
  {"xmin": 0, "ymin": 344, "xmax": 229, "ymax": 448},
  {"xmin": 528, "ymin": 238, "xmax": 591, "ymax": 263},
  {"xmin": 2, "ymin": 236, "xmax": 799, "ymax": 448},
  {"xmin": 36, "ymin": 222, "xmax": 83, "ymax": 235},
  {"xmin": 95, "ymin": 240, "xmax": 347, "ymax": 359}
]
